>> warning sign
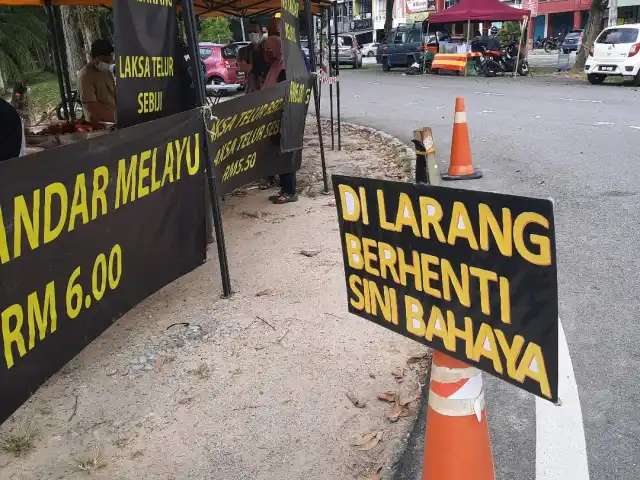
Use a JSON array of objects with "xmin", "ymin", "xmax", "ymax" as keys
[{"xmin": 333, "ymin": 175, "xmax": 558, "ymax": 402}]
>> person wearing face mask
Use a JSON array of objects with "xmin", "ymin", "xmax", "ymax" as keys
[
  {"xmin": 238, "ymin": 21, "xmax": 268, "ymax": 94},
  {"xmin": 78, "ymin": 39, "xmax": 116, "ymax": 122},
  {"xmin": 263, "ymin": 17, "xmax": 286, "ymax": 87},
  {"xmin": 263, "ymin": 16, "xmax": 299, "ymax": 204}
]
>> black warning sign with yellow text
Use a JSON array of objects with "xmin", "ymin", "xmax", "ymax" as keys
[
  {"xmin": 0, "ymin": 110, "xmax": 206, "ymax": 423},
  {"xmin": 114, "ymin": 0, "xmax": 182, "ymax": 128},
  {"xmin": 279, "ymin": 0, "xmax": 312, "ymax": 152},
  {"xmin": 209, "ymin": 82, "xmax": 300, "ymax": 194},
  {"xmin": 333, "ymin": 175, "xmax": 559, "ymax": 402}
]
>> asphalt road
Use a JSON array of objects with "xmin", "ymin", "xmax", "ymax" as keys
[{"xmin": 316, "ymin": 68, "xmax": 640, "ymax": 479}]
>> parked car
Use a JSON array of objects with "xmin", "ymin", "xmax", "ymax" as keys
[
  {"xmin": 377, "ymin": 23, "xmax": 426, "ymax": 72},
  {"xmin": 330, "ymin": 34, "xmax": 363, "ymax": 69},
  {"xmin": 561, "ymin": 29, "xmax": 583, "ymax": 54},
  {"xmin": 198, "ymin": 42, "xmax": 246, "ymax": 90},
  {"xmin": 361, "ymin": 43, "xmax": 380, "ymax": 57},
  {"xmin": 585, "ymin": 24, "xmax": 640, "ymax": 85}
]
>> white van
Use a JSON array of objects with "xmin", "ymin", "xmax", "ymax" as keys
[{"xmin": 585, "ymin": 23, "xmax": 640, "ymax": 85}]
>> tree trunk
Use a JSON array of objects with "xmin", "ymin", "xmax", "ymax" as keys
[
  {"xmin": 77, "ymin": 7, "xmax": 102, "ymax": 62},
  {"xmin": 574, "ymin": 0, "xmax": 606, "ymax": 71},
  {"xmin": 384, "ymin": 0, "xmax": 395, "ymax": 41},
  {"xmin": 60, "ymin": 6, "xmax": 85, "ymax": 86},
  {"xmin": 0, "ymin": 66, "xmax": 5, "ymax": 95}
]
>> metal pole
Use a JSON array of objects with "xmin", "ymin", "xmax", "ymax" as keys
[
  {"xmin": 514, "ymin": 19, "xmax": 526, "ymax": 78},
  {"xmin": 44, "ymin": 3, "xmax": 69, "ymax": 120},
  {"xmin": 182, "ymin": 0, "xmax": 232, "ymax": 298},
  {"xmin": 465, "ymin": 20, "xmax": 470, "ymax": 77},
  {"xmin": 333, "ymin": 4, "xmax": 341, "ymax": 151},
  {"xmin": 327, "ymin": 7, "xmax": 335, "ymax": 150},
  {"xmin": 240, "ymin": 15, "xmax": 246, "ymax": 41},
  {"xmin": 319, "ymin": 11, "xmax": 324, "ymax": 98},
  {"xmin": 305, "ymin": 0, "xmax": 329, "ymax": 193},
  {"xmin": 53, "ymin": 5, "xmax": 76, "ymax": 120}
]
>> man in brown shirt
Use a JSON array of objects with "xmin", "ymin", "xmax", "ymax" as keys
[{"xmin": 78, "ymin": 39, "xmax": 116, "ymax": 122}]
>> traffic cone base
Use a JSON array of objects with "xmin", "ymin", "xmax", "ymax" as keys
[
  {"xmin": 441, "ymin": 167, "xmax": 483, "ymax": 181},
  {"xmin": 442, "ymin": 97, "xmax": 482, "ymax": 181},
  {"xmin": 422, "ymin": 351, "xmax": 495, "ymax": 480}
]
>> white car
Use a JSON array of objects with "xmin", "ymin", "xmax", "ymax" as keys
[
  {"xmin": 361, "ymin": 43, "xmax": 380, "ymax": 57},
  {"xmin": 585, "ymin": 23, "xmax": 640, "ymax": 85}
]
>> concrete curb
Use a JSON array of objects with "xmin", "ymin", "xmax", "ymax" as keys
[
  {"xmin": 315, "ymin": 118, "xmax": 430, "ymax": 480},
  {"xmin": 316, "ymin": 118, "xmax": 416, "ymax": 180}
]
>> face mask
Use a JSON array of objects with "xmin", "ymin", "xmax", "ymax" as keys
[
  {"xmin": 95, "ymin": 61, "xmax": 112, "ymax": 73},
  {"xmin": 249, "ymin": 33, "xmax": 262, "ymax": 44},
  {"xmin": 263, "ymin": 33, "xmax": 268, "ymax": 40}
]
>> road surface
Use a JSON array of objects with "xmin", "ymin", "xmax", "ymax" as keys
[{"xmin": 316, "ymin": 67, "xmax": 640, "ymax": 480}]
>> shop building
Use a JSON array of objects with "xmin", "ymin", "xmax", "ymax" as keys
[
  {"xmin": 373, "ymin": 0, "xmax": 408, "ymax": 41},
  {"xmin": 333, "ymin": 0, "xmax": 376, "ymax": 43},
  {"xmin": 530, "ymin": 0, "xmax": 591, "ymax": 42}
]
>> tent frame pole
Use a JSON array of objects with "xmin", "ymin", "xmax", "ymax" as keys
[
  {"xmin": 327, "ymin": 7, "xmax": 334, "ymax": 150},
  {"xmin": 305, "ymin": 0, "xmax": 329, "ymax": 193},
  {"xmin": 183, "ymin": 0, "xmax": 232, "ymax": 298},
  {"xmin": 44, "ymin": 2, "xmax": 69, "ymax": 121},
  {"xmin": 333, "ymin": 4, "xmax": 341, "ymax": 151}
]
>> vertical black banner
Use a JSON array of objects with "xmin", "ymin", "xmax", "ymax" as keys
[
  {"xmin": 280, "ymin": 0, "xmax": 313, "ymax": 152},
  {"xmin": 113, "ymin": 0, "xmax": 182, "ymax": 129}
]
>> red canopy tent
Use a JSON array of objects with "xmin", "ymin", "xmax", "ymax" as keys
[{"xmin": 427, "ymin": 0, "xmax": 529, "ymax": 22}]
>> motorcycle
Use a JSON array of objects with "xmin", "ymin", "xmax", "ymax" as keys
[
  {"xmin": 482, "ymin": 42, "xmax": 530, "ymax": 77},
  {"xmin": 543, "ymin": 35, "xmax": 563, "ymax": 53}
]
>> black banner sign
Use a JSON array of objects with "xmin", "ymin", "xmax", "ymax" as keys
[
  {"xmin": 281, "ymin": 0, "xmax": 308, "ymax": 79},
  {"xmin": 280, "ymin": 75, "xmax": 313, "ymax": 153},
  {"xmin": 280, "ymin": 0, "xmax": 312, "ymax": 152},
  {"xmin": 114, "ymin": 0, "xmax": 182, "ymax": 128},
  {"xmin": 209, "ymin": 83, "xmax": 299, "ymax": 194},
  {"xmin": 0, "ymin": 110, "xmax": 206, "ymax": 423},
  {"xmin": 333, "ymin": 175, "xmax": 559, "ymax": 402}
]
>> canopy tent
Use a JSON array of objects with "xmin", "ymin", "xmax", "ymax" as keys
[
  {"xmin": 427, "ymin": 0, "xmax": 529, "ymax": 23},
  {"xmin": 0, "ymin": 0, "xmax": 333, "ymax": 17}
]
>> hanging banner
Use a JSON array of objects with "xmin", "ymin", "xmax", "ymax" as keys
[
  {"xmin": 208, "ymin": 83, "xmax": 301, "ymax": 194},
  {"xmin": 113, "ymin": 0, "xmax": 182, "ymax": 128},
  {"xmin": 280, "ymin": 0, "xmax": 313, "ymax": 152},
  {"xmin": 0, "ymin": 110, "xmax": 206, "ymax": 423},
  {"xmin": 333, "ymin": 175, "xmax": 559, "ymax": 402},
  {"xmin": 521, "ymin": 0, "xmax": 538, "ymax": 17},
  {"xmin": 280, "ymin": 75, "xmax": 313, "ymax": 152}
]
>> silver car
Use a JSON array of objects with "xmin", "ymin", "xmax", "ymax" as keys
[{"xmin": 331, "ymin": 34, "xmax": 363, "ymax": 69}]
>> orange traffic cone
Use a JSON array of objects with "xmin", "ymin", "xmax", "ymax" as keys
[
  {"xmin": 422, "ymin": 351, "xmax": 495, "ymax": 480},
  {"xmin": 441, "ymin": 97, "xmax": 482, "ymax": 180}
]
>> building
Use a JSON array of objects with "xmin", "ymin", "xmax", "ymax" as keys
[
  {"xmin": 372, "ymin": 0, "xmax": 408, "ymax": 41},
  {"xmin": 332, "ymin": 0, "xmax": 376, "ymax": 43},
  {"xmin": 530, "ymin": 0, "xmax": 591, "ymax": 42}
]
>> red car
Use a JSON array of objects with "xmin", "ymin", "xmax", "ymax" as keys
[{"xmin": 198, "ymin": 42, "xmax": 246, "ymax": 90}]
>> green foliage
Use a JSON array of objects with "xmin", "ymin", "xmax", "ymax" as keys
[
  {"xmin": 198, "ymin": 17, "xmax": 233, "ymax": 44},
  {"xmin": 498, "ymin": 22, "xmax": 522, "ymax": 46},
  {"xmin": 0, "ymin": 7, "xmax": 48, "ymax": 82}
]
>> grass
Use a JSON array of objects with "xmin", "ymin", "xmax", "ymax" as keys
[
  {"xmin": 188, "ymin": 362, "xmax": 211, "ymax": 379},
  {"xmin": 23, "ymin": 71, "xmax": 61, "ymax": 121},
  {"xmin": 1, "ymin": 423, "xmax": 37, "ymax": 457},
  {"xmin": 73, "ymin": 445, "xmax": 106, "ymax": 473}
]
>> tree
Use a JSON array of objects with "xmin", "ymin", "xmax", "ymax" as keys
[
  {"xmin": 574, "ymin": 0, "xmax": 607, "ymax": 71},
  {"xmin": 199, "ymin": 17, "xmax": 233, "ymax": 43},
  {"xmin": 384, "ymin": 0, "xmax": 395, "ymax": 41},
  {"xmin": 0, "ymin": 7, "xmax": 47, "ymax": 83},
  {"xmin": 60, "ymin": 6, "xmax": 85, "ymax": 83}
]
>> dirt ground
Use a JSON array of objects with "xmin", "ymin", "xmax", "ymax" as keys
[{"xmin": 0, "ymin": 120, "xmax": 429, "ymax": 480}]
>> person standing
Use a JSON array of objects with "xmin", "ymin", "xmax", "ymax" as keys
[
  {"xmin": 238, "ymin": 21, "xmax": 269, "ymax": 94},
  {"xmin": 78, "ymin": 39, "xmax": 116, "ymax": 122},
  {"xmin": 263, "ymin": 17, "xmax": 298, "ymax": 204}
]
